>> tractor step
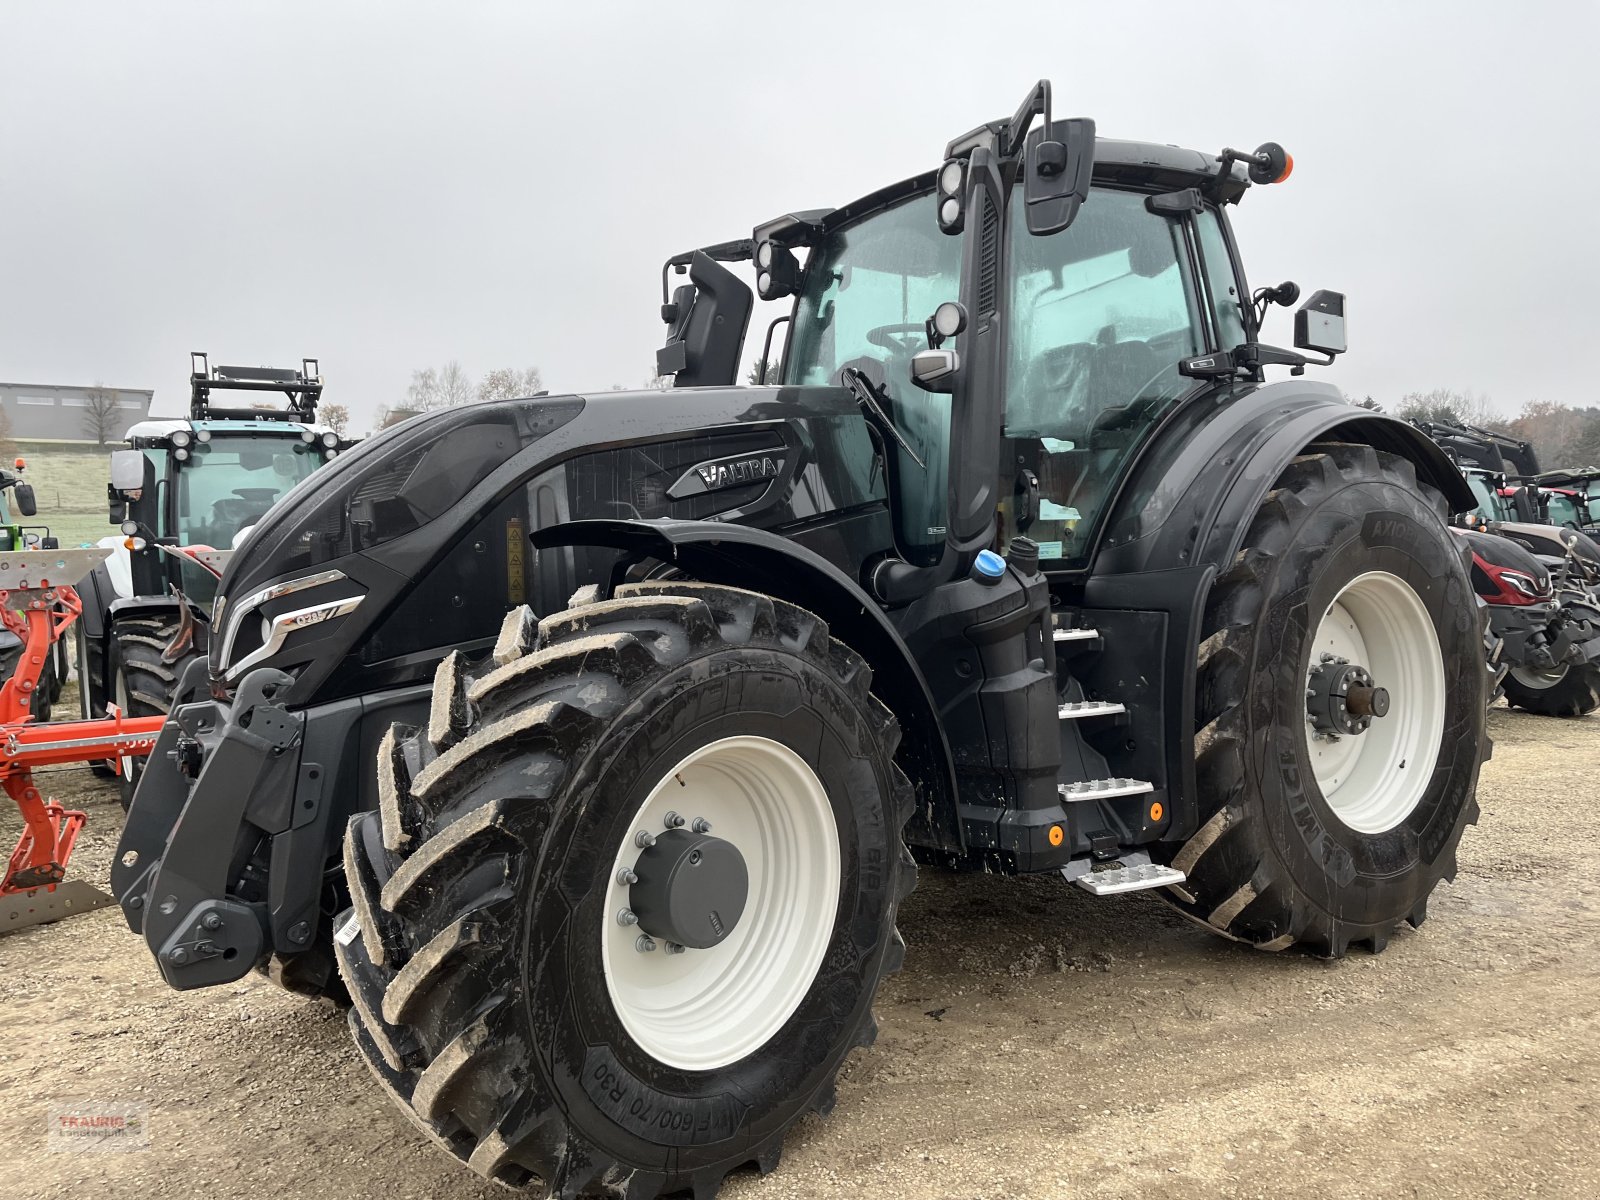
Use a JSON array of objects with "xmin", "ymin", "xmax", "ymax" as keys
[
  {"xmin": 1062, "ymin": 851, "xmax": 1185, "ymax": 896},
  {"xmin": 1057, "ymin": 699, "xmax": 1125, "ymax": 720},
  {"xmin": 1058, "ymin": 777, "xmax": 1154, "ymax": 802},
  {"xmin": 1052, "ymin": 626, "xmax": 1100, "ymax": 643}
]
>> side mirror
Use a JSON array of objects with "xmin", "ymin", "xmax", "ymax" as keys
[
  {"xmin": 110, "ymin": 449, "xmax": 146, "ymax": 492},
  {"xmin": 108, "ymin": 485, "xmax": 126, "ymax": 524},
  {"xmin": 1023, "ymin": 118, "xmax": 1095, "ymax": 236},
  {"xmin": 910, "ymin": 348, "xmax": 960, "ymax": 393},
  {"xmin": 1294, "ymin": 289, "xmax": 1347, "ymax": 356},
  {"xmin": 11, "ymin": 482, "xmax": 35, "ymax": 518}
]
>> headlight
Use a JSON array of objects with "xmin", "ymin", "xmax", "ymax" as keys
[
  {"xmin": 171, "ymin": 430, "xmax": 192, "ymax": 448},
  {"xmin": 321, "ymin": 431, "xmax": 338, "ymax": 448},
  {"xmin": 1502, "ymin": 570, "xmax": 1545, "ymax": 598}
]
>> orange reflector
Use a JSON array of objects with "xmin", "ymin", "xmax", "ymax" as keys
[
  {"xmin": 1048, "ymin": 824, "xmax": 1064, "ymax": 847},
  {"xmin": 1150, "ymin": 801, "xmax": 1165, "ymax": 822},
  {"xmin": 1275, "ymin": 153, "xmax": 1294, "ymax": 184}
]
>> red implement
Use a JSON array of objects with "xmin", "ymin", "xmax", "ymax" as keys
[{"xmin": 0, "ymin": 549, "xmax": 167, "ymax": 927}]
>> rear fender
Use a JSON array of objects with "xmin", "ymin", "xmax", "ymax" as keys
[{"xmin": 533, "ymin": 518, "xmax": 962, "ymax": 852}]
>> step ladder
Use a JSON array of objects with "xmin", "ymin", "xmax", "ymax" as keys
[
  {"xmin": 1052, "ymin": 625, "xmax": 1100, "ymax": 644},
  {"xmin": 1061, "ymin": 850, "xmax": 1186, "ymax": 896},
  {"xmin": 1057, "ymin": 777, "xmax": 1154, "ymax": 802},
  {"xmin": 1057, "ymin": 699, "xmax": 1125, "ymax": 720}
]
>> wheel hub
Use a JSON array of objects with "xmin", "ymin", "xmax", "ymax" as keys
[
  {"xmin": 628, "ymin": 827, "xmax": 748, "ymax": 950},
  {"xmin": 1307, "ymin": 654, "xmax": 1390, "ymax": 737}
]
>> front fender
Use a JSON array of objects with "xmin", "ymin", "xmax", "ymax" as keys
[
  {"xmin": 532, "ymin": 518, "xmax": 961, "ymax": 852},
  {"xmin": 1082, "ymin": 382, "xmax": 1474, "ymax": 843},
  {"xmin": 1097, "ymin": 381, "xmax": 1473, "ymax": 578}
]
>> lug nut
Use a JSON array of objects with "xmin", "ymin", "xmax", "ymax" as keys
[
  {"xmin": 635, "ymin": 935, "xmax": 657, "ymax": 953},
  {"xmin": 617, "ymin": 908, "xmax": 639, "ymax": 927},
  {"xmin": 692, "ymin": 817, "xmax": 712, "ymax": 833},
  {"xmin": 201, "ymin": 913, "xmax": 223, "ymax": 931},
  {"xmin": 664, "ymin": 942, "xmax": 686, "ymax": 956},
  {"xmin": 664, "ymin": 811, "xmax": 686, "ymax": 829},
  {"xmin": 616, "ymin": 868, "xmax": 638, "ymax": 886},
  {"xmin": 167, "ymin": 948, "xmax": 190, "ymax": 965},
  {"xmin": 635, "ymin": 830, "xmax": 656, "ymax": 849}
]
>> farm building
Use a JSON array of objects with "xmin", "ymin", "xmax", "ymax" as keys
[{"xmin": 0, "ymin": 381, "xmax": 153, "ymax": 444}]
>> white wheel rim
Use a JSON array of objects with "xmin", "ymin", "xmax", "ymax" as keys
[
  {"xmin": 1304, "ymin": 571, "xmax": 1445, "ymax": 835},
  {"xmin": 601, "ymin": 735, "xmax": 840, "ymax": 1071},
  {"xmin": 1509, "ymin": 663, "xmax": 1568, "ymax": 690}
]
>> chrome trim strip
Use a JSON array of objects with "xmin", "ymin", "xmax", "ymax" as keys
[
  {"xmin": 218, "ymin": 568, "xmax": 348, "ymax": 670},
  {"xmin": 224, "ymin": 594, "xmax": 363, "ymax": 681}
]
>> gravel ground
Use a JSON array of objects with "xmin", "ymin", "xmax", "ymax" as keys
[{"xmin": 3, "ymin": 702, "xmax": 1596, "ymax": 1199}]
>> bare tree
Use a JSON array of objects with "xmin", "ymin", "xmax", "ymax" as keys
[
  {"xmin": 477, "ymin": 367, "xmax": 544, "ymax": 402},
  {"xmin": 82, "ymin": 382, "xmax": 121, "ymax": 445},
  {"xmin": 373, "ymin": 404, "xmax": 420, "ymax": 432},
  {"xmin": 1505, "ymin": 399, "xmax": 1593, "ymax": 471},
  {"xmin": 406, "ymin": 367, "xmax": 439, "ymax": 412},
  {"xmin": 746, "ymin": 357, "xmax": 780, "ymax": 385},
  {"xmin": 1394, "ymin": 388, "xmax": 1498, "ymax": 428},
  {"xmin": 437, "ymin": 360, "xmax": 474, "ymax": 408},
  {"xmin": 320, "ymin": 403, "xmax": 350, "ymax": 437}
]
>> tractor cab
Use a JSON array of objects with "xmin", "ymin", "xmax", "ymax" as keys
[{"xmin": 659, "ymin": 82, "xmax": 1348, "ymax": 596}]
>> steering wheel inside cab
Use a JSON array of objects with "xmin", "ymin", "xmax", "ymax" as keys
[{"xmin": 832, "ymin": 323, "xmax": 929, "ymax": 396}]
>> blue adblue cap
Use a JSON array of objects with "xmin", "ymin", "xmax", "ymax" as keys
[{"xmin": 972, "ymin": 549, "xmax": 1006, "ymax": 581}]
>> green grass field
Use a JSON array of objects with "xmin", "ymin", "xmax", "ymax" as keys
[{"xmin": 8, "ymin": 441, "xmax": 118, "ymax": 546}]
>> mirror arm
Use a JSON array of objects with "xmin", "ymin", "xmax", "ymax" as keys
[{"xmin": 1002, "ymin": 80, "xmax": 1051, "ymax": 158}]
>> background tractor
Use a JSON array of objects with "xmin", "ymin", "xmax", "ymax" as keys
[
  {"xmin": 116, "ymin": 83, "xmax": 1488, "ymax": 1198},
  {"xmin": 74, "ymin": 354, "xmax": 346, "ymax": 786},
  {"xmin": 0, "ymin": 460, "xmax": 71, "ymax": 720},
  {"xmin": 1425, "ymin": 435, "xmax": 1600, "ymax": 717}
]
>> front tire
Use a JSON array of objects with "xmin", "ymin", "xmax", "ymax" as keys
[
  {"xmin": 1161, "ymin": 445, "xmax": 1486, "ymax": 955},
  {"xmin": 109, "ymin": 617, "xmax": 200, "ymax": 809},
  {"xmin": 337, "ymin": 582, "xmax": 915, "ymax": 1197},
  {"xmin": 1502, "ymin": 661, "xmax": 1600, "ymax": 717}
]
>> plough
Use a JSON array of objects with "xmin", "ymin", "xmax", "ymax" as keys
[{"xmin": 1, "ymin": 548, "xmax": 168, "ymax": 931}]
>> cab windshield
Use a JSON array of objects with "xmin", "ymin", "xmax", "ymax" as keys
[
  {"xmin": 1544, "ymin": 491, "xmax": 1583, "ymax": 529},
  {"xmin": 173, "ymin": 435, "xmax": 325, "ymax": 547},
  {"xmin": 785, "ymin": 183, "xmax": 1212, "ymax": 569},
  {"xmin": 1465, "ymin": 472, "xmax": 1505, "ymax": 522},
  {"xmin": 785, "ymin": 193, "xmax": 962, "ymax": 563}
]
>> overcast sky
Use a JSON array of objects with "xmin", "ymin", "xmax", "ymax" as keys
[{"xmin": 3, "ymin": 1, "xmax": 1595, "ymax": 428}]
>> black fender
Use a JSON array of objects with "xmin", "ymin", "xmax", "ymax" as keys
[
  {"xmin": 532, "ymin": 518, "xmax": 961, "ymax": 850},
  {"xmin": 1083, "ymin": 381, "xmax": 1477, "ymax": 843},
  {"xmin": 76, "ymin": 563, "xmax": 120, "ymax": 643},
  {"xmin": 1096, "ymin": 380, "xmax": 1473, "ymax": 578},
  {"xmin": 107, "ymin": 595, "xmax": 187, "ymax": 630},
  {"xmin": 74, "ymin": 573, "xmax": 185, "ymax": 716}
]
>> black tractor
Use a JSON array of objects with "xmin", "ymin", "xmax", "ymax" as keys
[{"xmin": 115, "ymin": 83, "xmax": 1488, "ymax": 1198}]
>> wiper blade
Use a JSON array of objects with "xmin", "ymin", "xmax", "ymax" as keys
[{"xmin": 839, "ymin": 367, "xmax": 925, "ymax": 470}]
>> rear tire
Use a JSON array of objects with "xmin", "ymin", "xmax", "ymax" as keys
[
  {"xmin": 1159, "ymin": 445, "xmax": 1486, "ymax": 955},
  {"xmin": 337, "ymin": 582, "xmax": 915, "ymax": 1197},
  {"xmin": 1502, "ymin": 661, "xmax": 1600, "ymax": 717}
]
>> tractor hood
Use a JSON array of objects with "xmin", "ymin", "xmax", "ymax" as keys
[
  {"xmin": 211, "ymin": 384, "xmax": 867, "ymax": 696},
  {"xmin": 1492, "ymin": 521, "xmax": 1600, "ymax": 569}
]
